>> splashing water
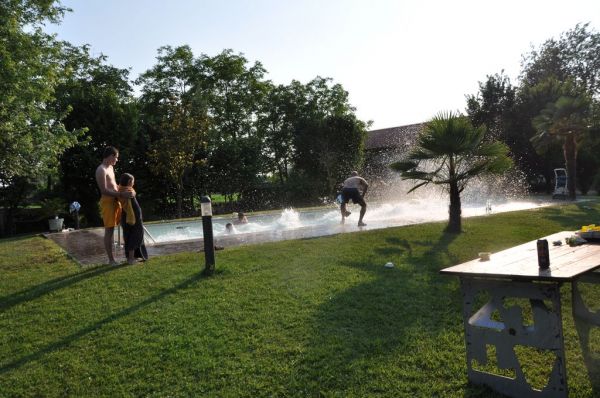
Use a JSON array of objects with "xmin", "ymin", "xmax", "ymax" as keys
[
  {"xmin": 144, "ymin": 196, "xmax": 552, "ymax": 243},
  {"xmin": 144, "ymin": 154, "xmax": 550, "ymax": 244}
]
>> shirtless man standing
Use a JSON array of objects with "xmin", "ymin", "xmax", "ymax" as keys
[
  {"xmin": 340, "ymin": 171, "xmax": 368, "ymax": 227},
  {"xmin": 95, "ymin": 146, "xmax": 134, "ymax": 265}
]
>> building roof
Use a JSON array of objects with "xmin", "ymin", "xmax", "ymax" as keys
[{"xmin": 365, "ymin": 123, "xmax": 425, "ymax": 150}]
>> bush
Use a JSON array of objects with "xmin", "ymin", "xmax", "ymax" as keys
[{"xmin": 39, "ymin": 198, "xmax": 67, "ymax": 219}]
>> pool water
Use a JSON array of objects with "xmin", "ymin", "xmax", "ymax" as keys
[{"xmin": 143, "ymin": 198, "xmax": 552, "ymax": 243}]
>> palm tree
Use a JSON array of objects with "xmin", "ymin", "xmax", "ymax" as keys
[
  {"xmin": 531, "ymin": 92, "xmax": 591, "ymax": 200},
  {"xmin": 390, "ymin": 111, "xmax": 513, "ymax": 233}
]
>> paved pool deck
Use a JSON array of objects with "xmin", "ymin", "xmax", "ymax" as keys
[
  {"xmin": 44, "ymin": 222, "xmax": 364, "ymax": 266},
  {"xmin": 44, "ymin": 227, "xmax": 204, "ymax": 266}
]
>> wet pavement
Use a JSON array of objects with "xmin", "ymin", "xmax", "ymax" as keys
[{"xmin": 45, "ymin": 228, "xmax": 203, "ymax": 266}]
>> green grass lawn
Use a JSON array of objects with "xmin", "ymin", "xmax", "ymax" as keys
[{"xmin": 1, "ymin": 201, "xmax": 600, "ymax": 397}]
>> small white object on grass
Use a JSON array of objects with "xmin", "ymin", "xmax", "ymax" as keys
[{"xmin": 384, "ymin": 262, "xmax": 394, "ymax": 268}]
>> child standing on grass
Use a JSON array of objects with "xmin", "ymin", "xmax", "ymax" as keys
[{"xmin": 118, "ymin": 173, "xmax": 147, "ymax": 264}]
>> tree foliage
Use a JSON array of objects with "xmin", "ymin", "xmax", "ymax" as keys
[
  {"xmin": 53, "ymin": 44, "xmax": 138, "ymax": 225},
  {"xmin": 391, "ymin": 112, "xmax": 512, "ymax": 233},
  {"xmin": 258, "ymin": 82, "xmax": 304, "ymax": 185},
  {"xmin": 466, "ymin": 71, "xmax": 516, "ymax": 139},
  {"xmin": 467, "ymin": 23, "xmax": 600, "ymax": 195},
  {"xmin": 521, "ymin": 23, "xmax": 600, "ymax": 97},
  {"xmin": 0, "ymin": 0, "xmax": 81, "ymax": 185},
  {"xmin": 0, "ymin": 4, "xmax": 374, "ymax": 232},
  {"xmin": 530, "ymin": 80, "xmax": 592, "ymax": 199},
  {"xmin": 137, "ymin": 46, "xmax": 210, "ymax": 218},
  {"xmin": 518, "ymin": 24, "xmax": 599, "ymax": 195},
  {"xmin": 294, "ymin": 114, "xmax": 366, "ymax": 198},
  {"xmin": 285, "ymin": 77, "xmax": 366, "ymax": 200},
  {"xmin": 197, "ymin": 49, "xmax": 269, "ymax": 141}
]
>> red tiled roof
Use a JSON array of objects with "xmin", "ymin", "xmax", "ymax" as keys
[{"xmin": 366, "ymin": 123, "xmax": 425, "ymax": 150}]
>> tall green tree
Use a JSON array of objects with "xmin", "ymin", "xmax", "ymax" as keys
[
  {"xmin": 517, "ymin": 23, "xmax": 600, "ymax": 193},
  {"xmin": 55, "ymin": 44, "xmax": 139, "ymax": 225},
  {"xmin": 0, "ymin": 0, "xmax": 83, "ymax": 232},
  {"xmin": 192, "ymin": 50, "xmax": 270, "ymax": 201},
  {"xmin": 521, "ymin": 23, "xmax": 600, "ymax": 97},
  {"xmin": 294, "ymin": 114, "xmax": 366, "ymax": 198},
  {"xmin": 466, "ymin": 72, "xmax": 516, "ymax": 140},
  {"xmin": 288, "ymin": 77, "xmax": 365, "ymax": 200},
  {"xmin": 137, "ymin": 45, "xmax": 209, "ymax": 218},
  {"xmin": 196, "ymin": 49, "xmax": 270, "ymax": 141},
  {"xmin": 390, "ymin": 112, "xmax": 512, "ymax": 233},
  {"xmin": 0, "ymin": 0, "xmax": 81, "ymax": 183},
  {"xmin": 205, "ymin": 137, "xmax": 263, "ymax": 202},
  {"xmin": 258, "ymin": 82, "xmax": 304, "ymax": 185},
  {"xmin": 530, "ymin": 80, "xmax": 592, "ymax": 199}
]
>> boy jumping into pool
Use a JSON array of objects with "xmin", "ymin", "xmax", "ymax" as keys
[
  {"xmin": 340, "ymin": 171, "xmax": 368, "ymax": 227},
  {"xmin": 95, "ymin": 146, "xmax": 135, "ymax": 265}
]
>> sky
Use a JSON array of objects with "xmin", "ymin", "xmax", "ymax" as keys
[{"xmin": 46, "ymin": 0, "xmax": 600, "ymax": 130}]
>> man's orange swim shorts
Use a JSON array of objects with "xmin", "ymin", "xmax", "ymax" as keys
[{"xmin": 99, "ymin": 195, "xmax": 122, "ymax": 228}]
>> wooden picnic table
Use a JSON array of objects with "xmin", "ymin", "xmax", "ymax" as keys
[{"xmin": 440, "ymin": 231, "xmax": 600, "ymax": 398}]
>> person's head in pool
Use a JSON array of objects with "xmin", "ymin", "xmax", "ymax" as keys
[
  {"xmin": 225, "ymin": 223, "xmax": 234, "ymax": 234},
  {"xmin": 235, "ymin": 212, "xmax": 248, "ymax": 224}
]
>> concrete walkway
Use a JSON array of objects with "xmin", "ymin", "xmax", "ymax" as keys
[
  {"xmin": 43, "ymin": 221, "xmax": 359, "ymax": 265},
  {"xmin": 45, "ymin": 228, "xmax": 203, "ymax": 266}
]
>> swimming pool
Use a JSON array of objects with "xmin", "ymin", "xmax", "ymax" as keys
[{"xmin": 143, "ymin": 197, "xmax": 553, "ymax": 244}]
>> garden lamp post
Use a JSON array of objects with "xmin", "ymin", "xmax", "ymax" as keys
[{"xmin": 201, "ymin": 196, "xmax": 215, "ymax": 275}]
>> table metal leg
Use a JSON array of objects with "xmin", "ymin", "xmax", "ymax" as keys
[
  {"xmin": 573, "ymin": 270, "xmax": 600, "ymax": 326},
  {"xmin": 572, "ymin": 271, "xmax": 600, "ymax": 386},
  {"xmin": 460, "ymin": 277, "xmax": 567, "ymax": 398}
]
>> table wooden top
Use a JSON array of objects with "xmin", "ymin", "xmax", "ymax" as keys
[{"xmin": 440, "ymin": 231, "xmax": 600, "ymax": 281}]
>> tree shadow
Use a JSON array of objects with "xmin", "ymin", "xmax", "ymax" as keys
[
  {"xmin": 291, "ymin": 231, "xmax": 474, "ymax": 394},
  {"xmin": 574, "ymin": 319, "xmax": 600, "ymax": 395},
  {"xmin": 572, "ymin": 272, "xmax": 600, "ymax": 395},
  {"xmin": 0, "ymin": 271, "xmax": 210, "ymax": 375},
  {"xmin": 0, "ymin": 262, "xmax": 130, "ymax": 312},
  {"xmin": 462, "ymin": 383, "xmax": 510, "ymax": 397},
  {"xmin": 374, "ymin": 237, "xmax": 412, "ymax": 257},
  {"xmin": 381, "ymin": 230, "xmax": 461, "ymax": 267},
  {"xmin": 541, "ymin": 201, "xmax": 600, "ymax": 230},
  {"xmin": 0, "ymin": 234, "xmax": 37, "ymax": 244},
  {"xmin": 294, "ymin": 228, "xmax": 531, "ymax": 396}
]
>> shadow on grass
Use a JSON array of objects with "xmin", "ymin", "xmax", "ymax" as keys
[
  {"xmin": 541, "ymin": 202, "xmax": 600, "ymax": 230},
  {"xmin": 374, "ymin": 237, "xmax": 413, "ymax": 257},
  {"xmin": 290, "ymin": 230, "xmax": 500, "ymax": 395},
  {"xmin": 573, "ymin": 272, "xmax": 600, "ymax": 396},
  {"xmin": 0, "ymin": 263, "xmax": 127, "ymax": 312},
  {"xmin": 0, "ymin": 234, "xmax": 38, "ymax": 244},
  {"xmin": 574, "ymin": 318, "xmax": 600, "ymax": 395},
  {"xmin": 0, "ymin": 271, "xmax": 211, "ymax": 375},
  {"xmin": 380, "ymin": 230, "xmax": 461, "ymax": 267}
]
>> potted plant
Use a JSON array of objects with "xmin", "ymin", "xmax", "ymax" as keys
[{"xmin": 40, "ymin": 198, "xmax": 66, "ymax": 232}]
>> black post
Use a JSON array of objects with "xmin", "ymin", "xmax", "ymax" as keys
[
  {"xmin": 74, "ymin": 210, "xmax": 80, "ymax": 230},
  {"xmin": 201, "ymin": 196, "xmax": 215, "ymax": 275}
]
